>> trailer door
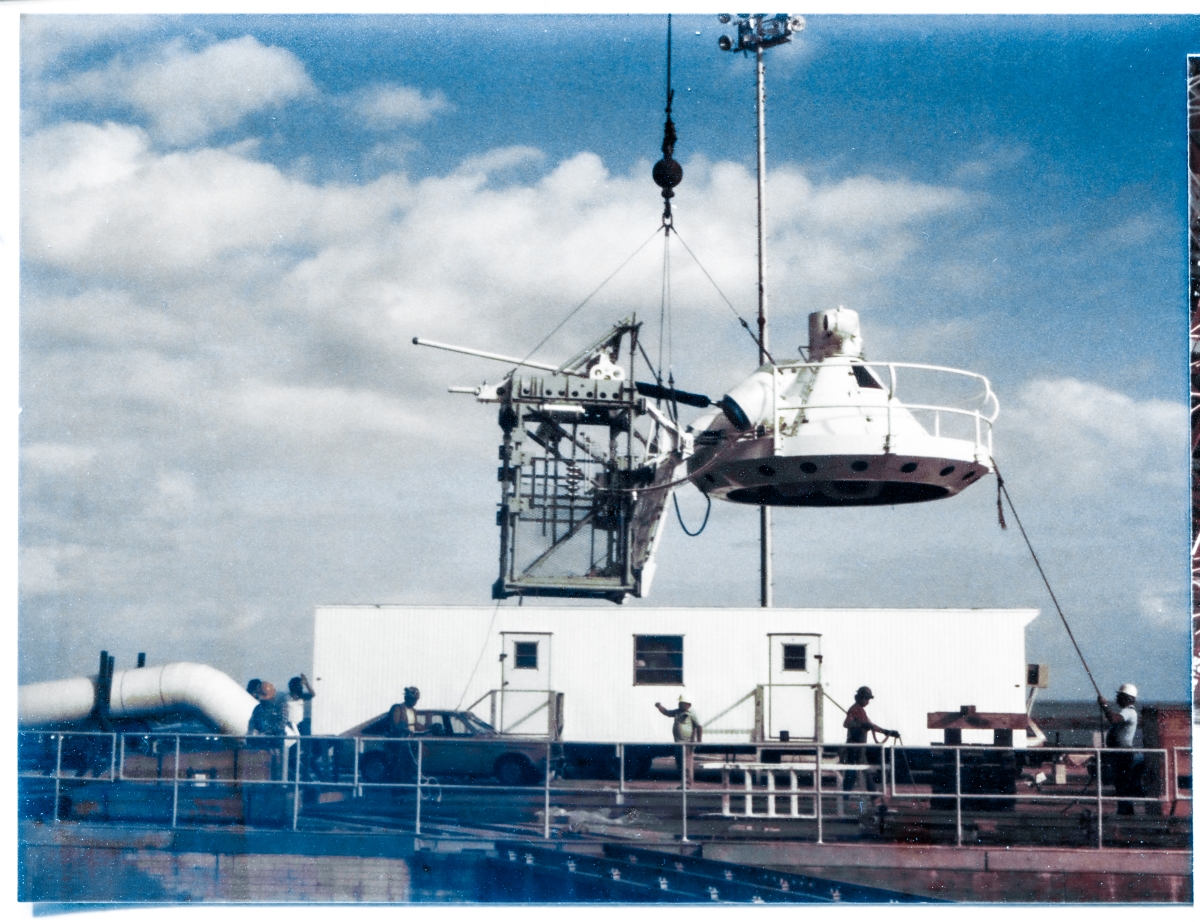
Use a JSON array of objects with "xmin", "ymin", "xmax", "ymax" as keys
[
  {"xmin": 499, "ymin": 632, "xmax": 554, "ymax": 736},
  {"xmin": 766, "ymin": 633, "xmax": 822, "ymax": 742}
]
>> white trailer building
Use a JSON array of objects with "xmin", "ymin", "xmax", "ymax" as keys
[{"xmin": 312, "ymin": 605, "xmax": 1039, "ymax": 749}]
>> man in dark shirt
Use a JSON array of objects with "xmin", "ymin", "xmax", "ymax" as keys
[
  {"xmin": 248, "ymin": 681, "xmax": 289, "ymax": 737},
  {"xmin": 842, "ymin": 686, "xmax": 898, "ymax": 793},
  {"xmin": 247, "ymin": 680, "xmax": 291, "ymax": 781}
]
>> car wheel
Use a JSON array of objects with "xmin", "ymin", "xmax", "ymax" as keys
[
  {"xmin": 494, "ymin": 753, "xmax": 535, "ymax": 786},
  {"xmin": 359, "ymin": 751, "xmax": 390, "ymax": 784}
]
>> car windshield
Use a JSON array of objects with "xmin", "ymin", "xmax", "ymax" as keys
[{"xmin": 457, "ymin": 712, "xmax": 496, "ymax": 735}]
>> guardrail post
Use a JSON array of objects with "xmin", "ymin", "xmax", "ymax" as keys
[
  {"xmin": 543, "ymin": 739, "xmax": 552, "ymax": 839},
  {"xmin": 53, "ymin": 734, "xmax": 63, "ymax": 823},
  {"xmin": 292, "ymin": 738, "xmax": 301, "ymax": 831},
  {"xmin": 414, "ymin": 739, "xmax": 423, "ymax": 836},
  {"xmin": 353, "ymin": 739, "xmax": 360, "ymax": 798},
  {"xmin": 171, "ymin": 735, "xmax": 180, "ymax": 829},
  {"xmin": 118, "ymin": 733, "xmax": 126, "ymax": 781},
  {"xmin": 109, "ymin": 732, "xmax": 117, "ymax": 781},
  {"xmin": 1096, "ymin": 745, "xmax": 1103, "ymax": 849},
  {"xmin": 816, "ymin": 744, "xmax": 823, "ymax": 844},
  {"xmin": 744, "ymin": 763, "xmax": 754, "ymax": 816},
  {"xmin": 616, "ymin": 744, "xmax": 625, "ymax": 806},
  {"xmin": 766, "ymin": 769, "xmax": 777, "ymax": 817},
  {"xmin": 789, "ymin": 768, "xmax": 798, "ymax": 818},
  {"xmin": 954, "ymin": 746, "xmax": 962, "ymax": 846},
  {"xmin": 681, "ymin": 743, "xmax": 691, "ymax": 843}
]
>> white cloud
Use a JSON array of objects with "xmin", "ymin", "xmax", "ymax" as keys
[
  {"xmin": 20, "ymin": 544, "xmax": 87, "ymax": 595},
  {"xmin": 48, "ymin": 36, "xmax": 314, "ymax": 145},
  {"xmin": 455, "ymin": 146, "xmax": 544, "ymax": 177},
  {"xmin": 22, "ymin": 442, "xmax": 97, "ymax": 474},
  {"xmin": 1001, "ymin": 377, "xmax": 1186, "ymax": 495},
  {"xmin": 951, "ymin": 142, "xmax": 1030, "ymax": 184},
  {"xmin": 1137, "ymin": 590, "xmax": 1177, "ymax": 626},
  {"xmin": 145, "ymin": 471, "xmax": 198, "ymax": 519},
  {"xmin": 22, "ymin": 121, "xmax": 412, "ymax": 278},
  {"xmin": 20, "ymin": 15, "xmax": 158, "ymax": 80},
  {"xmin": 352, "ymin": 84, "xmax": 451, "ymax": 129},
  {"xmin": 232, "ymin": 382, "xmax": 430, "ymax": 438},
  {"xmin": 28, "ymin": 130, "xmax": 1182, "ymax": 690}
]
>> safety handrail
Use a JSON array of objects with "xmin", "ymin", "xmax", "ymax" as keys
[
  {"xmin": 18, "ymin": 731, "xmax": 1190, "ymax": 848},
  {"xmin": 776, "ymin": 359, "xmax": 998, "ymax": 414}
]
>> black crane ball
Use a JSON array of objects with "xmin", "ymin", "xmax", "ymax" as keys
[{"xmin": 653, "ymin": 157, "xmax": 683, "ymax": 192}]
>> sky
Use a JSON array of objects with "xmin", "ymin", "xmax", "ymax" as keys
[{"xmin": 12, "ymin": 9, "xmax": 1199, "ymax": 703}]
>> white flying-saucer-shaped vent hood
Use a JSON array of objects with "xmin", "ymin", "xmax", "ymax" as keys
[{"xmin": 687, "ymin": 307, "xmax": 998, "ymax": 506}]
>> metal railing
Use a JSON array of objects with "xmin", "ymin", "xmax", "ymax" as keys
[
  {"xmin": 17, "ymin": 732, "xmax": 1191, "ymax": 850},
  {"xmin": 769, "ymin": 360, "xmax": 999, "ymax": 458}
]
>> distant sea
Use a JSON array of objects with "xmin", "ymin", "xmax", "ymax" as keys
[{"xmin": 1031, "ymin": 699, "xmax": 1191, "ymax": 748}]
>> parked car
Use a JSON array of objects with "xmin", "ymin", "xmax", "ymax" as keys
[{"xmin": 342, "ymin": 709, "xmax": 562, "ymax": 786}]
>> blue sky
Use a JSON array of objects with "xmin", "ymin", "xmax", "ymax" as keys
[{"xmin": 14, "ymin": 11, "xmax": 1198, "ymax": 702}]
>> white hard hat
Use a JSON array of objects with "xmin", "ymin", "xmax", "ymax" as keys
[{"xmin": 1117, "ymin": 683, "xmax": 1138, "ymax": 699}]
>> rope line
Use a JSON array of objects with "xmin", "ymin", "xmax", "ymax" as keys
[
  {"xmin": 992, "ymin": 458, "xmax": 1103, "ymax": 701},
  {"xmin": 456, "ymin": 598, "xmax": 503, "ymax": 710}
]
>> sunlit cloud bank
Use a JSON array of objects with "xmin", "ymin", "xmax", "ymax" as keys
[{"xmin": 18, "ymin": 18, "xmax": 1190, "ymax": 700}]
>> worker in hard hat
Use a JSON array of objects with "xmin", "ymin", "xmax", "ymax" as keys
[
  {"xmin": 656, "ymin": 697, "xmax": 703, "ymax": 784},
  {"xmin": 841, "ymin": 686, "xmax": 899, "ymax": 795},
  {"xmin": 377, "ymin": 687, "xmax": 425, "ymax": 787},
  {"xmin": 386, "ymin": 687, "xmax": 424, "ymax": 737},
  {"xmin": 1098, "ymin": 682, "xmax": 1141, "ymax": 815}
]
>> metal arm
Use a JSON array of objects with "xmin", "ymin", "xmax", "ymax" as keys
[{"xmin": 412, "ymin": 337, "xmax": 577, "ymax": 375}]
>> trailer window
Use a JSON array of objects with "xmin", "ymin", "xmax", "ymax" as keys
[
  {"xmin": 514, "ymin": 642, "xmax": 538, "ymax": 669},
  {"xmin": 634, "ymin": 635, "xmax": 683, "ymax": 685},
  {"xmin": 782, "ymin": 644, "xmax": 807, "ymax": 671}
]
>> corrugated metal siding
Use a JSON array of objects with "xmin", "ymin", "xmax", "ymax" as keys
[{"xmin": 311, "ymin": 606, "xmax": 1038, "ymax": 744}]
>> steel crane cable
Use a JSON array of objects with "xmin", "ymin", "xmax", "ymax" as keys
[{"xmin": 991, "ymin": 458, "xmax": 1104, "ymax": 702}]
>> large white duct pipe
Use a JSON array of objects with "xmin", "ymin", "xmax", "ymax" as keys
[{"xmin": 18, "ymin": 662, "xmax": 258, "ymax": 735}]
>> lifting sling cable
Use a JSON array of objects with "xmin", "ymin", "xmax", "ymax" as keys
[
  {"xmin": 671, "ymin": 227, "xmax": 777, "ymax": 365},
  {"xmin": 518, "ymin": 225, "xmax": 663, "ymax": 370},
  {"xmin": 991, "ymin": 458, "xmax": 1105, "ymax": 705}
]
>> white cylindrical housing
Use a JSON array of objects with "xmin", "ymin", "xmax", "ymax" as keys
[
  {"xmin": 17, "ymin": 676, "xmax": 97, "ymax": 726},
  {"xmin": 720, "ymin": 366, "xmax": 775, "ymax": 430},
  {"xmin": 808, "ymin": 307, "xmax": 863, "ymax": 361},
  {"xmin": 19, "ymin": 662, "xmax": 258, "ymax": 735}
]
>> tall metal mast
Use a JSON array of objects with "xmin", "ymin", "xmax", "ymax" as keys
[{"xmin": 718, "ymin": 13, "xmax": 804, "ymax": 608}]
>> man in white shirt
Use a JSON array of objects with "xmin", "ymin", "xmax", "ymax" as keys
[
  {"xmin": 656, "ymin": 698, "xmax": 702, "ymax": 784},
  {"xmin": 1098, "ymin": 682, "xmax": 1140, "ymax": 815}
]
